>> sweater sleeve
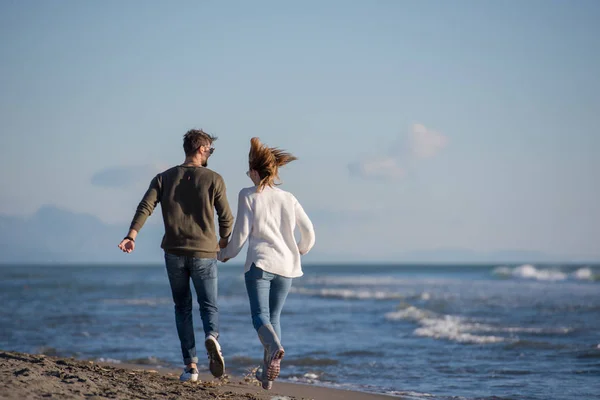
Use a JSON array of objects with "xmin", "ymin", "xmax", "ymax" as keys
[
  {"xmin": 214, "ymin": 175, "xmax": 234, "ymax": 239},
  {"xmin": 295, "ymin": 199, "xmax": 315, "ymax": 255},
  {"xmin": 129, "ymin": 175, "xmax": 161, "ymax": 232},
  {"xmin": 218, "ymin": 189, "xmax": 253, "ymax": 261}
]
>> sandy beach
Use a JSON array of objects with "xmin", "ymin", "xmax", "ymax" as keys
[{"xmin": 0, "ymin": 350, "xmax": 396, "ymax": 400}]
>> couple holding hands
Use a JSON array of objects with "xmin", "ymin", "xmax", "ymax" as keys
[{"xmin": 118, "ymin": 129, "xmax": 315, "ymax": 390}]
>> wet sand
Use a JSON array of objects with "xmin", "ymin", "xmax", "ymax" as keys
[{"xmin": 0, "ymin": 350, "xmax": 396, "ymax": 400}]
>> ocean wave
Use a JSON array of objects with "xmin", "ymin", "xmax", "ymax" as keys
[
  {"xmin": 300, "ymin": 276, "xmax": 409, "ymax": 286},
  {"xmin": 385, "ymin": 305, "xmax": 572, "ymax": 345},
  {"xmin": 492, "ymin": 265, "xmax": 598, "ymax": 282},
  {"xmin": 96, "ymin": 357, "xmax": 122, "ymax": 364},
  {"xmin": 285, "ymin": 356, "xmax": 339, "ymax": 367},
  {"xmin": 493, "ymin": 264, "xmax": 567, "ymax": 281},
  {"xmin": 414, "ymin": 317, "xmax": 505, "ymax": 344},
  {"xmin": 285, "ymin": 372, "xmax": 324, "ymax": 384},
  {"xmin": 572, "ymin": 267, "xmax": 599, "ymax": 281},
  {"xmin": 227, "ymin": 356, "xmax": 259, "ymax": 367},
  {"xmin": 103, "ymin": 298, "xmax": 172, "ymax": 306},
  {"xmin": 384, "ymin": 391, "xmax": 435, "ymax": 399},
  {"xmin": 290, "ymin": 287, "xmax": 405, "ymax": 300},
  {"xmin": 576, "ymin": 347, "xmax": 600, "ymax": 359},
  {"xmin": 504, "ymin": 340, "xmax": 569, "ymax": 350},
  {"xmin": 37, "ymin": 346, "xmax": 64, "ymax": 357},
  {"xmin": 337, "ymin": 350, "xmax": 385, "ymax": 357},
  {"xmin": 385, "ymin": 306, "xmax": 504, "ymax": 344},
  {"xmin": 123, "ymin": 356, "xmax": 169, "ymax": 366}
]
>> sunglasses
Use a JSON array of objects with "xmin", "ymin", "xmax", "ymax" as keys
[{"xmin": 197, "ymin": 145, "xmax": 215, "ymax": 155}]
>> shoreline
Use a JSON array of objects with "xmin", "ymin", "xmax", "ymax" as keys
[{"xmin": 0, "ymin": 350, "xmax": 397, "ymax": 400}]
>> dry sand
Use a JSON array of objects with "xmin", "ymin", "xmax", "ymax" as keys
[{"xmin": 0, "ymin": 350, "xmax": 396, "ymax": 400}]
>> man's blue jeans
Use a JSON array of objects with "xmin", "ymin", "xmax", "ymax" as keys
[
  {"xmin": 164, "ymin": 253, "xmax": 219, "ymax": 365},
  {"xmin": 244, "ymin": 263, "xmax": 293, "ymax": 341}
]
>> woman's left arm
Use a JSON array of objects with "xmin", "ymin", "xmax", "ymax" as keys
[{"xmin": 295, "ymin": 199, "xmax": 315, "ymax": 255}]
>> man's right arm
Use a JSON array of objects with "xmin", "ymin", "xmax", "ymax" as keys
[
  {"xmin": 129, "ymin": 175, "xmax": 162, "ymax": 232},
  {"xmin": 119, "ymin": 175, "xmax": 161, "ymax": 253}
]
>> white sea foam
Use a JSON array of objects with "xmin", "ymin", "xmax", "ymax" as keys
[
  {"xmin": 494, "ymin": 264, "xmax": 599, "ymax": 282},
  {"xmin": 386, "ymin": 304, "xmax": 574, "ymax": 344},
  {"xmin": 385, "ymin": 306, "xmax": 435, "ymax": 321},
  {"xmin": 572, "ymin": 267, "xmax": 595, "ymax": 281},
  {"xmin": 290, "ymin": 287, "xmax": 405, "ymax": 300},
  {"xmin": 414, "ymin": 315, "xmax": 505, "ymax": 344},
  {"xmin": 513, "ymin": 264, "xmax": 567, "ymax": 281},
  {"xmin": 97, "ymin": 357, "xmax": 122, "ymax": 364},
  {"xmin": 477, "ymin": 325, "xmax": 572, "ymax": 334},
  {"xmin": 385, "ymin": 390, "xmax": 435, "ymax": 398},
  {"xmin": 493, "ymin": 264, "xmax": 567, "ymax": 281},
  {"xmin": 385, "ymin": 305, "xmax": 574, "ymax": 345},
  {"xmin": 286, "ymin": 372, "xmax": 322, "ymax": 384}
]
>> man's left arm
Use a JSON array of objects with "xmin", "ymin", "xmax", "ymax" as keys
[{"xmin": 214, "ymin": 175, "xmax": 234, "ymax": 248}]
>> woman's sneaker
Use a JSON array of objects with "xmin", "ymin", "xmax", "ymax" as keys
[
  {"xmin": 179, "ymin": 366, "xmax": 199, "ymax": 382},
  {"xmin": 205, "ymin": 335, "xmax": 225, "ymax": 378},
  {"xmin": 255, "ymin": 366, "xmax": 273, "ymax": 390},
  {"xmin": 266, "ymin": 348, "xmax": 284, "ymax": 381}
]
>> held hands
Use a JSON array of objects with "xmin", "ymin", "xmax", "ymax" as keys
[
  {"xmin": 218, "ymin": 238, "xmax": 231, "ymax": 262},
  {"xmin": 217, "ymin": 250, "xmax": 231, "ymax": 263},
  {"xmin": 118, "ymin": 238, "xmax": 135, "ymax": 253}
]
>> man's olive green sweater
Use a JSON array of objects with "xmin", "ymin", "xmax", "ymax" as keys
[{"xmin": 129, "ymin": 166, "xmax": 234, "ymax": 258}]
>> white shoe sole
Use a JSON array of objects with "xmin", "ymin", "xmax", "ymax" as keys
[
  {"xmin": 180, "ymin": 373, "xmax": 199, "ymax": 382},
  {"xmin": 205, "ymin": 337, "xmax": 225, "ymax": 377},
  {"xmin": 266, "ymin": 348, "xmax": 284, "ymax": 381}
]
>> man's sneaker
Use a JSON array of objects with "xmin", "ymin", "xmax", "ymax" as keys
[
  {"xmin": 179, "ymin": 366, "xmax": 199, "ymax": 382},
  {"xmin": 205, "ymin": 335, "xmax": 225, "ymax": 378}
]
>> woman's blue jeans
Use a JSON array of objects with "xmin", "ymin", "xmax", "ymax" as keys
[{"xmin": 244, "ymin": 263, "xmax": 293, "ymax": 341}]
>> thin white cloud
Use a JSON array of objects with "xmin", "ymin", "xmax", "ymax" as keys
[
  {"xmin": 348, "ymin": 157, "xmax": 406, "ymax": 180},
  {"xmin": 348, "ymin": 123, "xmax": 448, "ymax": 180},
  {"xmin": 410, "ymin": 123, "xmax": 448, "ymax": 159}
]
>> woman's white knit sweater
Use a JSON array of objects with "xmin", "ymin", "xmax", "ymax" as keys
[{"xmin": 217, "ymin": 186, "xmax": 315, "ymax": 278}]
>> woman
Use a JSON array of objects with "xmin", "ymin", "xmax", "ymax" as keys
[{"xmin": 218, "ymin": 137, "xmax": 315, "ymax": 390}]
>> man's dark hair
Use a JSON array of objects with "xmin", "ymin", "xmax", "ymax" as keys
[{"xmin": 183, "ymin": 129, "xmax": 218, "ymax": 156}]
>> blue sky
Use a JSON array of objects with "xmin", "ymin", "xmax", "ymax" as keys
[{"xmin": 1, "ymin": 0, "xmax": 599, "ymax": 261}]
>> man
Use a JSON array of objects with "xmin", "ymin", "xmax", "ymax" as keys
[{"xmin": 118, "ymin": 129, "xmax": 234, "ymax": 382}]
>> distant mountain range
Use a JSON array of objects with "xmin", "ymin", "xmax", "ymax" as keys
[
  {"xmin": 0, "ymin": 206, "xmax": 594, "ymax": 265},
  {"xmin": 0, "ymin": 205, "xmax": 164, "ymax": 264}
]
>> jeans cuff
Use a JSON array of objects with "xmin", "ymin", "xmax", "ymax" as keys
[{"xmin": 184, "ymin": 356, "xmax": 199, "ymax": 365}]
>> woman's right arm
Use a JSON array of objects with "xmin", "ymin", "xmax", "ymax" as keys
[
  {"xmin": 218, "ymin": 189, "xmax": 253, "ymax": 261},
  {"xmin": 295, "ymin": 199, "xmax": 315, "ymax": 255}
]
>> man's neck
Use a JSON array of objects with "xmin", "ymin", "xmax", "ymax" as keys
[{"xmin": 182, "ymin": 156, "xmax": 203, "ymax": 167}]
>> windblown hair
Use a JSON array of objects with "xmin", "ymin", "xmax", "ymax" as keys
[
  {"xmin": 249, "ymin": 137, "xmax": 297, "ymax": 191},
  {"xmin": 183, "ymin": 129, "xmax": 217, "ymax": 156}
]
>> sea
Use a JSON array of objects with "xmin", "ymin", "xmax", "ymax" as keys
[{"xmin": 1, "ymin": 263, "xmax": 599, "ymax": 400}]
